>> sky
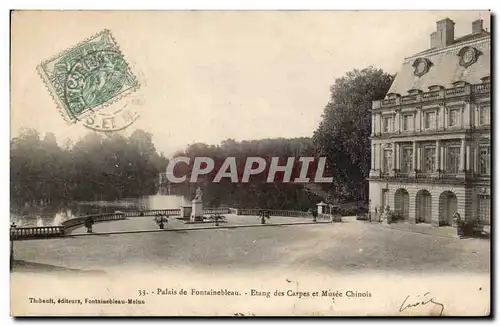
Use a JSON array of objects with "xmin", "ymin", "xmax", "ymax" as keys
[{"xmin": 11, "ymin": 10, "xmax": 491, "ymax": 157}]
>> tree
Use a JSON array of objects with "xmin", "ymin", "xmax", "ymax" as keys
[
  {"xmin": 10, "ymin": 128, "xmax": 172, "ymax": 210},
  {"xmin": 312, "ymin": 66, "xmax": 394, "ymax": 201},
  {"xmin": 10, "ymin": 128, "xmax": 43, "ymax": 207}
]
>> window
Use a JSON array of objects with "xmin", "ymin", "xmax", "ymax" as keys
[
  {"xmin": 424, "ymin": 111, "xmax": 436, "ymax": 129},
  {"xmin": 402, "ymin": 114, "xmax": 414, "ymax": 131},
  {"xmin": 383, "ymin": 150, "xmax": 392, "ymax": 172},
  {"xmin": 383, "ymin": 116, "xmax": 393, "ymax": 132},
  {"xmin": 400, "ymin": 147, "xmax": 413, "ymax": 173},
  {"xmin": 446, "ymin": 146, "xmax": 460, "ymax": 173},
  {"xmin": 449, "ymin": 109, "xmax": 460, "ymax": 127},
  {"xmin": 479, "ymin": 146, "xmax": 490, "ymax": 175},
  {"xmin": 478, "ymin": 195, "xmax": 490, "ymax": 225},
  {"xmin": 422, "ymin": 147, "xmax": 436, "ymax": 173},
  {"xmin": 479, "ymin": 105, "xmax": 490, "ymax": 125}
]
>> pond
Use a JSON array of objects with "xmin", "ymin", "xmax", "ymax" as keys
[{"xmin": 10, "ymin": 195, "xmax": 190, "ymax": 227}]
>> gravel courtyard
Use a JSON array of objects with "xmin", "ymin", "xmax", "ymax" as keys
[{"xmin": 11, "ymin": 215, "xmax": 490, "ymax": 275}]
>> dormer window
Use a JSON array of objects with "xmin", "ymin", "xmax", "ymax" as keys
[
  {"xmin": 452, "ymin": 81, "xmax": 469, "ymax": 88},
  {"xmin": 428, "ymin": 85, "xmax": 444, "ymax": 92},
  {"xmin": 407, "ymin": 89, "xmax": 422, "ymax": 95},
  {"xmin": 481, "ymin": 76, "xmax": 491, "ymax": 84},
  {"xmin": 386, "ymin": 93, "xmax": 401, "ymax": 99}
]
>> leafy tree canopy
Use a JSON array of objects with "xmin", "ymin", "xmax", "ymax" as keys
[{"xmin": 312, "ymin": 66, "xmax": 394, "ymax": 201}]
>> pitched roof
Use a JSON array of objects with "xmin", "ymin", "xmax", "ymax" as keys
[
  {"xmin": 413, "ymin": 30, "xmax": 490, "ymax": 57},
  {"xmin": 453, "ymin": 30, "xmax": 490, "ymax": 44},
  {"xmin": 386, "ymin": 33, "xmax": 491, "ymax": 96}
]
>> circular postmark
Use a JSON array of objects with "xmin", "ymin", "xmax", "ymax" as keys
[
  {"xmin": 83, "ymin": 98, "xmax": 143, "ymax": 132},
  {"xmin": 83, "ymin": 105, "xmax": 139, "ymax": 132}
]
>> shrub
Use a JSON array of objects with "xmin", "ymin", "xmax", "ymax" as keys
[
  {"xmin": 387, "ymin": 210, "xmax": 405, "ymax": 223},
  {"xmin": 457, "ymin": 217, "xmax": 481, "ymax": 237},
  {"xmin": 338, "ymin": 201, "xmax": 369, "ymax": 216}
]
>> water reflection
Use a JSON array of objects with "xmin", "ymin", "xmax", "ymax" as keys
[
  {"xmin": 11, "ymin": 195, "xmax": 189, "ymax": 227},
  {"xmin": 143, "ymin": 194, "xmax": 190, "ymax": 210}
]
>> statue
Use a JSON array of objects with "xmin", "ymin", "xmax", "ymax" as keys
[
  {"xmin": 191, "ymin": 187, "xmax": 204, "ymax": 222},
  {"xmin": 453, "ymin": 212, "xmax": 465, "ymax": 237},
  {"xmin": 194, "ymin": 187, "xmax": 203, "ymax": 202}
]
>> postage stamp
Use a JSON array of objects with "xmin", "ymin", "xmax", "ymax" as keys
[{"xmin": 37, "ymin": 29, "xmax": 140, "ymax": 124}]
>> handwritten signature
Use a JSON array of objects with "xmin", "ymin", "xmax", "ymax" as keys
[{"xmin": 399, "ymin": 292, "xmax": 445, "ymax": 316}]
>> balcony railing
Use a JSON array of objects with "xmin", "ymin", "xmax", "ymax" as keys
[
  {"xmin": 376, "ymin": 82, "xmax": 489, "ymax": 109},
  {"xmin": 421, "ymin": 90, "xmax": 442, "ymax": 101},
  {"xmin": 401, "ymin": 94, "xmax": 418, "ymax": 104},
  {"xmin": 381, "ymin": 97, "xmax": 399, "ymax": 106},
  {"xmin": 475, "ymin": 83, "xmax": 490, "ymax": 94},
  {"xmin": 370, "ymin": 169, "xmax": 488, "ymax": 183},
  {"xmin": 447, "ymin": 86, "xmax": 465, "ymax": 96}
]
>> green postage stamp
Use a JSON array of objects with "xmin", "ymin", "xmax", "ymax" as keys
[{"xmin": 38, "ymin": 30, "xmax": 140, "ymax": 123}]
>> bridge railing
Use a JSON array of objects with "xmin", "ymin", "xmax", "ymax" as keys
[
  {"xmin": 11, "ymin": 209, "xmax": 187, "ymax": 240},
  {"xmin": 11, "ymin": 212, "xmax": 128, "ymax": 240},
  {"xmin": 61, "ymin": 212, "xmax": 127, "ymax": 230}
]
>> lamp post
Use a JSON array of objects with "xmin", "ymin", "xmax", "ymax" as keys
[
  {"xmin": 369, "ymin": 199, "xmax": 372, "ymax": 222},
  {"xmin": 10, "ymin": 222, "xmax": 16, "ymax": 271}
]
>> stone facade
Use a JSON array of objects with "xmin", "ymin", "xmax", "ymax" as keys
[{"xmin": 368, "ymin": 18, "xmax": 491, "ymax": 228}]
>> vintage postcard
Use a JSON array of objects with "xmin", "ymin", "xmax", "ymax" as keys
[{"xmin": 10, "ymin": 10, "xmax": 491, "ymax": 316}]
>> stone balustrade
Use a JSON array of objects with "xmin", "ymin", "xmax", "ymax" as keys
[
  {"xmin": 10, "ymin": 226, "xmax": 65, "ymax": 240},
  {"xmin": 475, "ymin": 83, "xmax": 490, "ymax": 94},
  {"xmin": 374, "ymin": 82, "xmax": 489, "ymax": 109},
  {"xmin": 234, "ymin": 209, "xmax": 310, "ymax": 217},
  {"xmin": 122, "ymin": 209, "xmax": 181, "ymax": 217},
  {"xmin": 202, "ymin": 207, "xmax": 232, "ymax": 215},
  {"xmin": 11, "ymin": 207, "xmax": 322, "ymax": 241}
]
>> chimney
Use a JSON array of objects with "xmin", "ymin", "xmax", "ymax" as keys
[
  {"xmin": 430, "ymin": 31, "xmax": 439, "ymax": 48},
  {"xmin": 430, "ymin": 18, "xmax": 455, "ymax": 48},
  {"xmin": 472, "ymin": 19, "xmax": 484, "ymax": 34}
]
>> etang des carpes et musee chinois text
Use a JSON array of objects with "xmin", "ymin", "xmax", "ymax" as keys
[
  {"xmin": 156, "ymin": 288, "xmax": 372, "ymax": 298},
  {"xmin": 250, "ymin": 289, "xmax": 372, "ymax": 299}
]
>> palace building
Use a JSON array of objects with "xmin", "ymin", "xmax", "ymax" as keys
[{"xmin": 368, "ymin": 18, "xmax": 491, "ymax": 228}]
